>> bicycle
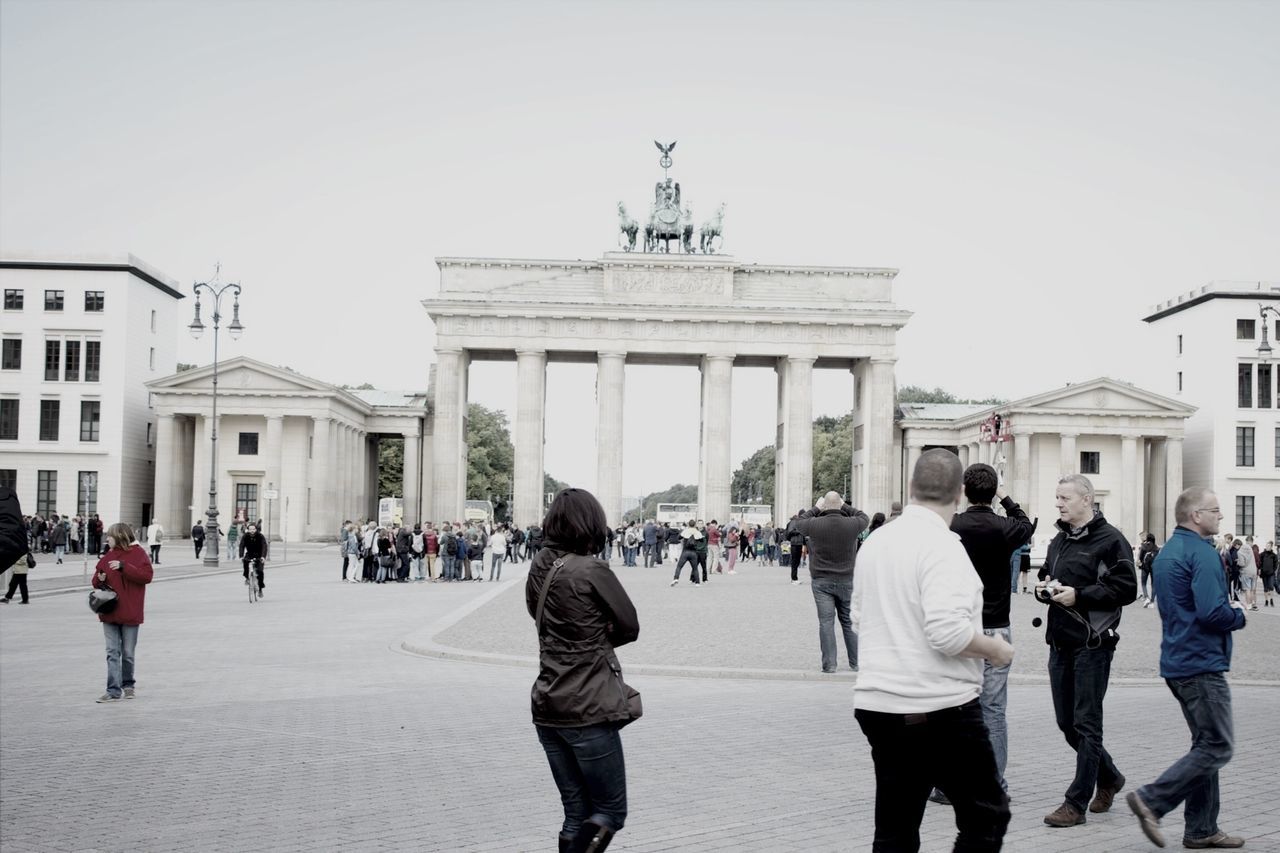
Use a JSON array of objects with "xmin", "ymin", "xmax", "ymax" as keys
[{"xmin": 245, "ymin": 557, "xmax": 263, "ymax": 603}]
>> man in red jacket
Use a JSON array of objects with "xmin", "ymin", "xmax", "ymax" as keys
[{"xmin": 94, "ymin": 522, "xmax": 154, "ymax": 703}]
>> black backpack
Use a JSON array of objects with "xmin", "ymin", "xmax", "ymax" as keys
[{"xmin": 444, "ymin": 534, "xmax": 457, "ymax": 556}]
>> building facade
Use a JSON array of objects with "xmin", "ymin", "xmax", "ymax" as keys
[
  {"xmin": 1143, "ymin": 280, "xmax": 1280, "ymax": 544},
  {"xmin": 0, "ymin": 256, "xmax": 183, "ymax": 526}
]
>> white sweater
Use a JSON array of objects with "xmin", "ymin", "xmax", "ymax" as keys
[{"xmin": 852, "ymin": 504, "xmax": 984, "ymax": 714}]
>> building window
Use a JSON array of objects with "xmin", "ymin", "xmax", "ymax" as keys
[
  {"xmin": 1, "ymin": 339, "xmax": 20, "ymax": 370},
  {"xmin": 1235, "ymin": 495, "xmax": 1254, "ymax": 538},
  {"xmin": 85, "ymin": 291, "xmax": 105, "ymax": 312},
  {"xmin": 150, "ymin": 310, "xmax": 156, "ymax": 332},
  {"xmin": 1177, "ymin": 334, "xmax": 1182, "ymax": 355},
  {"xmin": 1275, "ymin": 497, "xmax": 1280, "ymax": 544},
  {"xmin": 85, "ymin": 340, "xmax": 100, "ymax": 382},
  {"xmin": 78, "ymin": 471, "xmax": 98, "ymax": 515},
  {"xmin": 1237, "ymin": 319, "xmax": 1256, "ymax": 339},
  {"xmin": 39, "ymin": 399, "xmax": 60, "ymax": 441},
  {"xmin": 1080, "ymin": 451, "xmax": 1100, "ymax": 475},
  {"xmin": 1177, "ymin": 371, "xmax": 1182, "ymax": 393},
  {"xmin": 36, "ymin": 470, "xmax": 57, "ymax": 516},
  {"xmin": 1260, "ymin": 364, "xmax": 1274, "ymax": 409},
  {"xmin": 3, "ymin": 289, "xmax": 22, "ymax": 310},
  {"xmin": 0, "ymin": 399, "xmax": 17, "ymax": 440},
  {"xmin": 80, "ymin": 401, "xmax": 101, "ymax": 442},
  {"xmin": 235, "ymin": 483, "xmax": 259, "ymax": 524},
  {"xmin": 1275, "ymin": 427, "xmax": 1280, "ymax": 468},
  {"xmin": 238, "ymin": 432, "xmax": 259, "ymax": 455},
  {"xmin": 0, "ymin": 469, "xmax": 14, "ymax": 490},
  {"xmin": 1236, "ymin": 426, "xmax": 1255, "ymax": 467},
  {"xmin": 44, "ymin": 339, "xmax": 60, "ymax": 381},
  {"xmin": 44, "ymin": 290, "xmax": 64, "ymax": 311},
  {"xmin": 146, "ymin": 422, "xmax": 152, "ymax": 446},
  {"xmin": 1238, "ymin": 363, "xmax": 1253, "ymax": 408},
  {"xmin": 149, "ymin": 348, "xmax": 155, "ymax": 371},
  {"xmin": 64, "ymin": 339, "xmax": 80, "ymax": 382}
]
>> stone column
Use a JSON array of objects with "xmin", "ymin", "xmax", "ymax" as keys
[
  {"xmin": 190, "ymin": 415, "xmax": 206, "ymax": 528},
  {"xmin": 905, "ymin": 442, "xmax": 923, "ymax": 493},
  {"xmin": 1147, "ymin": 438, "xmax": 1168, "ymax": 540},
  {"xmin": 335, "ymin": 425, "xmax": 348, "ymax": 521},
  {"xmin": 1011, "ymin": 431, "xmax": 1033, "ymax": 506},
  {"xmin": 701, "ymin": 354, "xmax": 734, "ymax": 524},
  {"xmin": 958, "ymin": 444, "xmax": 970, "ymax": 467},
  {"xmin": 403, "ymin": 427, "xmax": 420, "ymax": 523},
  {"xmin": 310, "ymin": 417, "xmax": 331, "ymax": 539},
  {"xmin": 514, "ymin": 349, "xmax": 547, "ymax": 526},
  {"xmin": 596, "ymin": 352, "xmax": 626, "ymax": 525},
  {"xmin": 1060, "ymin": 433, "xmax": 1078, "ymax": 476},
  {"xmin": 1120, "ymin": 435, "xmax": 1138, "ymax": 540},
  {"xmin": 774, "ymin": 358, "xmax": 791, "ymax": 522},
  {"xmin": 430, "ymin": 349, "xmax": 467, "ymax": 525},
  {"xmin": 784, "ymin": 356, "xmax": 815, "ymax": 513},
  {"xmin": 153, "ymin": 413, "xmax": 175, "ymax": 534},
  {"xmin": 867, "ymin": 357, "xmax": 896, "ymax": 515},
  {"xmin": 263, "ymin": 415, "xmax": 283, "ymax": 539},
  {"xmin": 1165, "ymin": 437, "xmax": 1183, "ymax": 537}
]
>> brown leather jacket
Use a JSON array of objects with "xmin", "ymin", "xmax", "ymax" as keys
[{"xmin": 525, "ymin": 546, "xmax": 640, "ymax": 727}]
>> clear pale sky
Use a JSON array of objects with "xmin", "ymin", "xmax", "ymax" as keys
[{"xmin": 3, "ymin": 0, "xmax": 1277, "ymax": 498}]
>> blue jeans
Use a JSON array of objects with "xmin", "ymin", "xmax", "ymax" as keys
[
  {"xmin": 1010, "ymin": 551, "xmax": 1020, "ymax": 593},
  {"xmin": 981, "ymin": 626, "xmax": 1012, "ymax": 791},
  {"xmin": 1137, "ymin": 672, "xmax": 1234, "ymax": 841},
  {"xmin": 811, "ymin": 577, "xmax": 858, "ymax": 671},
  {"xmin": 441, "ymin": 554, "xmax": 456, "ymax": 580},
  {"xmin": 103, "ymin": 623, "xmax": 139, "ymax": 698},
  {"xmin": 536, "ymin": 723, "xmax": 628, "ymax": 837},
  {"xmin": 1048, "ymin": 645, "xmax": 1123, "ymax": 812},
  {"xmin": 489, "ymin": 553, "xmax": 504, "ymax": 581}
]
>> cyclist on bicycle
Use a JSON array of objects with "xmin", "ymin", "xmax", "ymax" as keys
[{"xmin": 241, "ymin": 524, "xmax": 268, "ymax": 597}]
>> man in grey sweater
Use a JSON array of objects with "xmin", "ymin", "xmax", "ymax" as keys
[{"xmin": 792, "ymin": 491, "xmax": 871, "ymax": 672}]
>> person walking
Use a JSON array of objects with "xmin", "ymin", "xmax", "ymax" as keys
[
  {"xmin": 49, "ymin": 515, "xmax": 68, "ymax": 564},
  {"xmin": 425, "ymin": 524, "xmax": 439, "ymax": 580},
  {"xmin": 783, "ymin": 512, "xmax": 806, "ymax": 584},
  {"xmin": 642, "ymin": 520, "xmax": 656, "ymax": 567},
  {"xmin": 1038, "ymin": 474, "xmax": 1137, "ymax": 828},
  {"xmin": 191, "ymin": 521, "xmax": 206, "ymax": 560},
  {"xmin": 725, "ymin": 525, "xmax": 740, "ymax": 574},
  {"xmin": 1126, "ymin": 488, "xmax": 1247, "ymax": 850},
  {"xmin": 2, "ymin": 551, "xmax": 32, "ymax": 604},
  {"xmin": 791, "ymin": 491, "xmax": 870, "ymax": 673},
  {"xmin": 853, "ymin": 449, "xmax": 1014, "ymax": 851},
  {"xmin": 147, "ymin": 521, "xmax": 164, "ymax": 565},
  {"xmin": 93, "ymin": 523, "xmax": 154, "ymax": 702},
  {"xmin": 670, "ymin": 520, "xmax": 703, "ymax": 587},
  {"xmin": 343, "ymin": 524, "xmax": 362, "ymax": 582},
  {"xmin": 489, "ymin": 525, "xmax": 508, "ymax": 581},
  {"xmin": 1235, "ymin": 538, "xmax": 1258, "ymax": 611},
  {"xmin": 1138, "ymin": 533, "xmax": 1159, "ymax": 607},
  {"xmin": 526, "ymin": 488, "xmax": 640, "ymax": 853},
  {"xmin": 0, "ymin": 482, "xmax": 28, "ymax": 581},
  {"xmin": 1260, "ymin": 541, "xmax": 1276, "ymax": 607}
]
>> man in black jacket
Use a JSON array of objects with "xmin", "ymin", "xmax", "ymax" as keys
[
  {"xmin": 1037, "ymin": 473, "xmax": 1137, "ymax": 828},
  {"xmin": 949, "ymin": 463, "xmax": 1034, "ymax": 794},
  {"xmin": 792, "ymin": 491, "xmax": 870, "ymax": 672},
  {"xmin": 0, "ymin": 485, "xmax": 26, "ymax": 571}
]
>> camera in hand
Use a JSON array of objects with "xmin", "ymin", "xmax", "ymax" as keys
[{"xmin": 1036, "ymin": 579, "xmax": 1063, "ymax": 603}]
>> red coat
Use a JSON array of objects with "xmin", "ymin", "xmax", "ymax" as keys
[{"xmin": 94, "ymin": 544, "xmax": 153, "ymax": 626}]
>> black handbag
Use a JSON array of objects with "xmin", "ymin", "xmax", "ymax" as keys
[
  {"xmin": 25, "ymin": 552, "xmax": 36, "ymax": 569},
  {"xmin": 88, "ymin": 582, "xmax": 118, "ymax": 614}
]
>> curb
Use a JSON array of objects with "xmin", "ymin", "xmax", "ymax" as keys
[{"xmin": 22, "ymin": 561, "xmax": 310, "ymax": 597}]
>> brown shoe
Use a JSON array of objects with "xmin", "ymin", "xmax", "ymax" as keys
[
  {"xmin": 1125, "ymin": 791, "xmax": 1166, "ymax": 848},
  {"xmin": 1090, "ymin": 773, "xmax": 1126, "ymax": 813},
  {"xmin": 1183, "ymin": 831, "xmax": 1245, "ymax": 848},
  {"xmin": 1044, "ymin": 803, "xmax": 1086, "ymax": 827}
]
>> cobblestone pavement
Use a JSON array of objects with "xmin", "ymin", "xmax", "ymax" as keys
[{"xmin": 2, "ymin": 549, "xmax": 1277, "ymax": 852}]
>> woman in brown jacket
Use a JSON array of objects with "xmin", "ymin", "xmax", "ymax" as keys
[
  {"xmin": 526, "ymin": 489, "xmax": 640, "ymax": 853},
  {"xmin": 93, "ymin": 522, "xmax": 153, "ymax": 703}
]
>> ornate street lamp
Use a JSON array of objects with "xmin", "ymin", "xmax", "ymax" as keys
[
  {"xmin": 189, "ymin": 267, "xmax": 244, "ymax": 567},
  {"xmin": 1257, "ymin": 303, "xmax": 1279, "ymax": 362}
]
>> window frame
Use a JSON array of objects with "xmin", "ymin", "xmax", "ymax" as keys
[
  {"xmin": 1079, "ymin": 451, "xmax": 1101, "ymax": 475},
  {"xmin": 84, "ymin": 291, "xmax": 105, "ymax": 312},
  {"xmin": 38, "ymin": 399, "xmax": 61, "ymax": 441},
  {"xmin": 1, "ymin": 338, "xmax": 20, "ymax": 371},
  {"xmin": 0, "ymin": 399, "xmax": 18, "ymax": 440},
  {"xmin": 1260, "ymin": 363, "xmax": 1274, "ymax": 409},
  {"xmin": 44, "ymin": 339, "xmax": 60, "ymax": 381},
  {"xmin": 84, "ymin": 340, "xmax": 101, "ymax": 382},
  {"xmin": 1235, "ymin": 495, "xmax": 1255, "ymax": 538},
  {"xmin": 1239, "ymin": 363, "xmax": 1253, "ymax": 408},
  {"xmin": 3, "ymin": 289, "xmax": 22, "ymax": 310},
  {"xmin": 1236, "ymin": 426, "xmax": 1255, "ymax": 467},
  {"xmin": 0, "ymin": 469, "xmax": 15, "ymax": 490},
  {"xmin": 1237, "ymin": 318, "xmax": 1256, "ymax": 340},
  {"xmin": 64, "ymin": 339, "xmax": 80, "ymax": 382},
  {"xmin": 77, "ymin": 471, "xmax": 98, "ymax": 515},
  {"xmin": 79, "ymin": 400, "xmax": 101, "ymax": 442},
  {"xmin": 43, "ymin": 290, "xmax": 64, "ymax": 311},
  {"xmin": 238, "ymin": 432, "xmax": 260, "ymax": 455},
  {"xmin": 36, "ymin": 470, "xmax": 57, "ymax": 516}
]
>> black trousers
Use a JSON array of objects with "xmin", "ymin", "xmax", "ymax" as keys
[
  {"xmin": 696, "ymin": 551, "xmax": 707, "ymax": 582},
  {"xmin": 673, "ymin": 549, "xmax": 700, "ymax": 583},
  {"xmin": 855, "ymin": 699, "xmax": 1010, "ymax": 852},
  {"xmin": 790, "ymin": 543, "xmax": 803, "ymax": 581},
  {"xmin": 4, "ymin": 574, "xmax": 29, "ymax": 603}
]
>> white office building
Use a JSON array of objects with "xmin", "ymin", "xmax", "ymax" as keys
[
  {"xmin": 0, "ymin": 255, "xmax": 184, "ymax": 526},
  {"xmin": 1143, "ymin": 281, "xmax": 1280, "ymax": 544}
]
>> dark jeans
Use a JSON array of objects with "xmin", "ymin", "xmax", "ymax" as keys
[
  {"xmin": 194, "ymin": 538, "xmax": 204, "ymax": 559},
  {"xmin": 242, "ymin": 558, "xmax": 265, "ymax": 589},
  {"xmin": 856, "ymin": 699, "xmax": 1010, "ymax": 852},
  {"xmin": 341, "ymin": 553, "xmax": 350, "ymax": 580},
  {"xmin": 673, "ymin": 549, "xmax": 700, "ymax": 583},
  {"xmin": 536, "ymin": 723, "xmax": 628, "ymax": 837},
  {"xmin": 1047, "ymin": 645, "xmax": 1122, "ymax": 812},
  {"xmin": 150, "ymin": 544, "xmax": 161, "ymax": 564},
  {"xmin": 1137, "ymin": 672, "xmax": 1234, "ymax": 841},
  {"xmin": 811, "ymin": 576, "xmax": 858, "ymax": 671},
  {"xmin": 790, "ymin": 544, "xmax": 803, "ymax": 581},
  {"xmin": 4, "ymin": 574, "xmax": 29, "ymax": 603}
]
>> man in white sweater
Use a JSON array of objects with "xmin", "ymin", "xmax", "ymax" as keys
[{"xmin": 853, "ymin": 449, "xmax": 1014, "ymax": 852}]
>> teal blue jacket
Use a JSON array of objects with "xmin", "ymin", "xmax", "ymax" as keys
[{"xmin": 1151, "ymin": 526, "xmax": 1246, "ymax": 679}]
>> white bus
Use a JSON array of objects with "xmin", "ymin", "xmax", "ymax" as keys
[
  {"xmin": 655, "ymin": 502, "xmax": 696, "ymax": 526},
  {"xmin": 464, "ymin": 499, "xmax": 494, "ymax": 525},
  {"xmin": 730, "ymin": 503, "xmax": 772, "ymax": 527}
]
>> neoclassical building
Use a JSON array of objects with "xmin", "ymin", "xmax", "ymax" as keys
[
  {"xmin": 896, "ymin": 377, "xmax": 1196, "ymax": 545},
  {"xmin": 146, "ymin": 358, "xmax": 428, "ymax": 540}
]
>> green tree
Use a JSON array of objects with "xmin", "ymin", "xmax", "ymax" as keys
[
  {"xmin": 810, "ymin": 414, "xmax": 853, "ymax": 500},
  {"xmin": 730, "ymin": 445, "xmax": 775, "ymax": 505},
  {"xmin": 466, "ymin": 404, "xmax": 514, "ymax": 506},
  {"xmin": 377, "ymin": 437, "xmax": 403, "ymax": 498},
  {"xmin": 897, "ymin": 385, "xmax": 1006, "ymax": 406}
]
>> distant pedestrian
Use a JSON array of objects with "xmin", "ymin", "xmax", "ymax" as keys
[
  {"xmin": 791, "ymin": 491, "xmax": 869, "ymax": 673},
  {"xmin": 489, "ymin": 525, "xmax": 507, "ymax": 581},
  {"xmin": 146, "ymin": 522, "xmax": 164, "ymax": 565},
  {"xmin": 93, "ymin": 523, "xmax": 154, "ymax": 703},
  {"xmin": 1126, "ymin": 488, "xmax": 1247, "ymax": 850},
  {"xmin": 527, "ymin": 488, "xmax": 640, "ymax": 853},
  {"xmin": 2, "ymin": 552, "xmax": 31, "ymax": 604},
  {"xmin": 191, "ymin": 521, "xmax": 206, "ymax": 559}
]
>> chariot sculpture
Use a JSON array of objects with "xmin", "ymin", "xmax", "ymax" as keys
[{"xmin": 616, "ymin": 140, "xmax": 725, "ymax": 254}]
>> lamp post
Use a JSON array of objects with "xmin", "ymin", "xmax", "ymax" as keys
[
  {"xmin": 1258, "ymin": 303, "xmax": 1279, "ymax": 362},
  {"xmin": 188, "ymin": 269, "xmax": 244, "ymax": 568}
]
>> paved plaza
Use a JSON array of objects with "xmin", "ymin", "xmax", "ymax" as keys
[{"xmin": 2, "ymin": 547, "xmax": 1278, "ymax": 852}]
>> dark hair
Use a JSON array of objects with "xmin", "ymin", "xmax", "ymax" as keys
[
  {"xmin": 542, "ymin": 488, "xmax": 609, "ymax": 556},
  {"xmin": 963, "ymin": 463, "xmax": 998, "ymax": 505},
  {"xmin": 868, "ymin": 512, "xmax": 886, "ymax": 532},
  {"xmin": 910, "ymin": 449, "xmax": 964, "ymax": 504}
]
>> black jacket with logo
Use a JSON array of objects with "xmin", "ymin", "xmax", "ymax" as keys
[
  {"xmin": 1040, "ymin": 512, "xmax": 1137, "ymax": 650},
  {"xmin": 951, "ymin": 497, "xmax": 1034, "ymax": 629}
]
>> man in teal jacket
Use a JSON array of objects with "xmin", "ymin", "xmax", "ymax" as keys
[{"xmin": 1126, "ymin": 487, "xmax": 1247, "ymax": 850}]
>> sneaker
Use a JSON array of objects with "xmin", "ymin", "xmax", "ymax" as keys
[
  {"xmin": 1183, "ymin": 831, "xmax": 1245, "ymax": 848},
  {"xmin": 124, "ymin": 688, "xmax": 136, "ymax": 699},
  {"xmin": 669, "ymin": 580, "xmax": 678, "ymax": 587},
  {"xmin": 95, "ymin": 693, "xmax": 121, "ymax": 703},
  {"xmin": 1249, "ymin": 605, "xmax": 1258, "ymax": 611},
  {"xmin": 790, "ymin": 580, "xmax": 802, "ymax": 586},
  {"xmin": 1125, "ymin": 791, "xmax": 1165, "ymax": 848},
  {"xmin": 0, "ymin": 598, "xmax": 9, "ymax": 604},
  {"xmin": 1044, "ymin": 803, "xmax": 1086, "ymax": 827},
  {"xmin": 258, "ymin": 588, "xmax": 264, "ymax": 598},
  {"xmin": 1091, "ymin": 774, "xmax": 1125, "ymax": 813},
  {"xmin": 728, "ymin": 570, "xmax": 737, "ymax": 575}
]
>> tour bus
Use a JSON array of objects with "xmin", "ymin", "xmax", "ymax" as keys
[
  {"xmin": 655, "ymin": 502, "xmax": 696, "ymax": 526},
  {"xmin": 729, "ymin": 503, "xmax": 772, "ymax": 527},
  {"xmin": 464, "ymin": 499, "xmax": 494, "ymax": 525}
]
